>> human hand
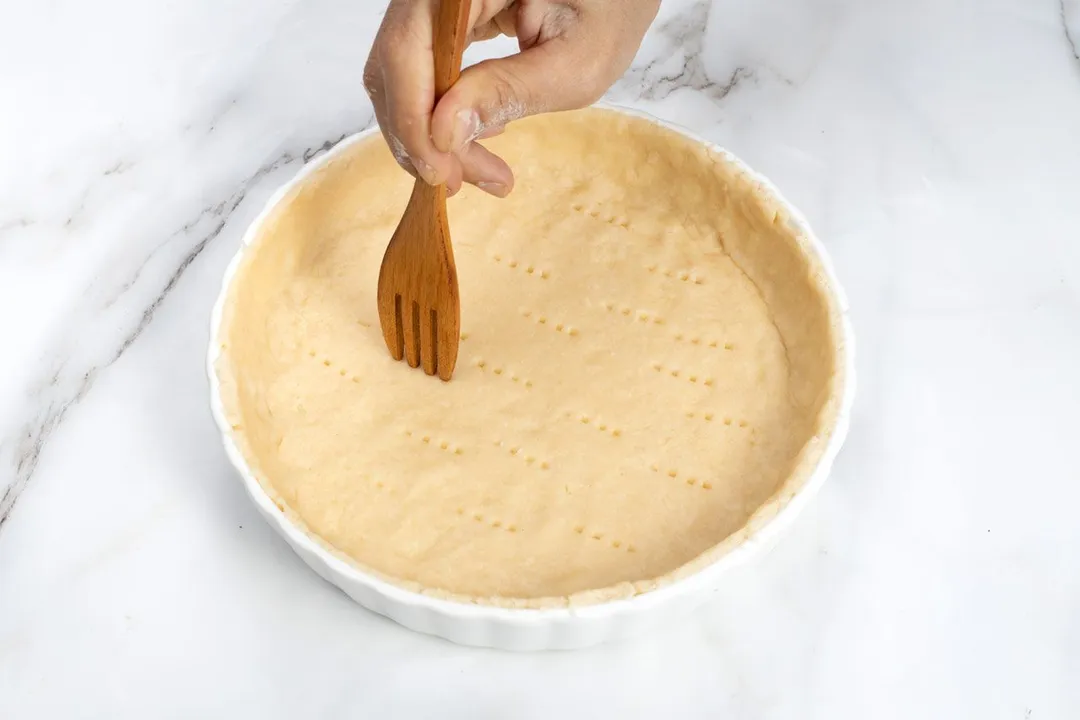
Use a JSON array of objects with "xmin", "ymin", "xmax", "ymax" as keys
[{"xmin": 363, "ymin": 0, "xmax": 660, "ymax": 198}]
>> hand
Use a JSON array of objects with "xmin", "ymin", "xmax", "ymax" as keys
[{"xmin": 363, "ymin": 0, "xmax": 660, "ymax": 198}]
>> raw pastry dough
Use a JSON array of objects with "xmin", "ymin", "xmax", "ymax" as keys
[{"xmin": 217, "ymin": 108, "xmax": 844, "ymax": 607}]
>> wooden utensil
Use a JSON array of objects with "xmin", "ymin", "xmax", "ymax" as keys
[{"xmin": 376, "ymin": 0, "xmax": 471, "ymax": 381}]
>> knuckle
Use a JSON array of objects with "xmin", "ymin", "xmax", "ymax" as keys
[
  {"xmin": 362, "ymin": 58, "xmax": 381, "ymax": 98},
  {"xmin": 483, "ymin": 64, "xmax": 531, "ymax": 120}
]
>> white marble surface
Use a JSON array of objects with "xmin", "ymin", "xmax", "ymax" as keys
[{"xmin": 2, "ymin": 0, "xmax": 1078, "ymax": 716}]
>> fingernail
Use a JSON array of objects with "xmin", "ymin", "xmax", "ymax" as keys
[
  {"xmin": 477, "ymin": 181, "xmax": 509, "ymax": 198},
  {"xmin": 412, "ymin": 156, "xmax": 439, "ymax": 185},
  {"xmin": 447, "ymin": 184, "xmax": 459, "ymax": 198},
  {"xmin": 451, "ymin": 109, "xmax": 479, "ymax": 151}
]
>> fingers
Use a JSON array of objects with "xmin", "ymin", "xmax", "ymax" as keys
[
  {"xmin": 431, "ymin": 3, "xmax": 643, "ymax": 155},
  {"xmin": 430, "ymin": 42, "xmax": 571, "ymax": 155},
  {"xmin": 366, "ymin": 0, "xmax": 521, "ymax": 189},
  {"xmin": 365, "ymin": 0, "xmax": 456, "ymax": 185},
  {"xmin": 445, "ymin": 160, "xmax": 464, "ymax": 197},
  {"xmin": 458, "ymin": 142, "xmax": 514, "ymax": 198},
  {"xmin": 444, "ymin": 140, "xmax": 511, "ymax": 198},
  {"xmin": 367, "ymin": 0, "xmax": 660, "ymax": 197},
  {"xmin": 472, "ymin": 5, "xmax": 519, "ymax": 41}
]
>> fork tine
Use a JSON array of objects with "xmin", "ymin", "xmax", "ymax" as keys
[
  {"xmin": 435, "ymin": 306, "xmax": 460, "ymax": 382},
  {"xmin": 376, "ymin": 0, "xmax": 467, "ymax": 380},
  {"xmin": 420, "ymin": 307, "xmax": 438, "ymax": 376},
  {"xmin": 403, "ymin": 299, "xmax": 422, "ymax": 368},
  {"xmin": 381, "ymin": 293, "xmax": 404, "ymax": 361}
]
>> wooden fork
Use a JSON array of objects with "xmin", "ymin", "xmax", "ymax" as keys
[{"xmin": 376, "ymin": 0, "xmax": 471, "ymax": 381}]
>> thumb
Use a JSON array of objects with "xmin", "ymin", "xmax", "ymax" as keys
[{"xmin": 431, "ymin": 39, "xmax": 607, "ymax": 154}]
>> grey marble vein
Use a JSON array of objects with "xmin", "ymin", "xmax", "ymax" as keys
[
  {"xmin": 617, "ymin": 0, "xmax": 752, "ymax": 104},
  {"xmin": 103, "ymin": 160, "xmax": 133, "ymax": 177},
  {"xmin": 304, "ymin": 133, "xmax": 349, "ymax": 163},
  {"xmin": 0, "ymin": 185, "xmax": 254, "ymax": 530},
  {"xmin": 0, "ymin": 217, "xmax": 33, "ymax": 236},
  {"xmin": 206, "ymin": 95, "xmax": 241, "ymax": 135},
  {"xmin": 63, "ymin": 158, "xmax": 142, "ymax": 229},
  {"xmin": 0, "ymin": 127, "xmax": 364, "ymax": 532},
  {"xmin": 1064, "ymin": 0, "xmax": 1080, "ymax": 66}
]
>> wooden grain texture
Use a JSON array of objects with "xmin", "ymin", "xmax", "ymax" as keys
[{"xmin": 376, "ymin": 0, "xmax": 471, "ymax": 381}]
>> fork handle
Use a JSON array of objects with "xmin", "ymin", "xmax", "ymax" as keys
[{"xmin": 433, "ymin": 0, "xmax": 472, "ymax": 100}]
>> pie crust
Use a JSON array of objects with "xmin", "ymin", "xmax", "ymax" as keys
[{"xmin": 216, "ymin": 107, "xmax": 845, "ymax": 608}]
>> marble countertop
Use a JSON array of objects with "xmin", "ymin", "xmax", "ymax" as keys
[{"xmin": 2, "ymin": 0, "xmax": 1078, "ymax": 717}]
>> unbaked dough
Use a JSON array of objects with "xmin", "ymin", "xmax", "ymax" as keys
[{"xmin": 217, "ymin": 108, "xmax": 844, "ymax": 607}]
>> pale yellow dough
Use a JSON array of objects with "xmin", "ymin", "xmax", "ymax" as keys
[{"xmin": 218, "ymin": 108, "xmax": 844, "ymax": 607}]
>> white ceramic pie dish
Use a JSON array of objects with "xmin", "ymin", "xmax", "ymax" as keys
[{"xmin": 207, "ymin": 103, "xmax": 856, "ymax": 651}]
